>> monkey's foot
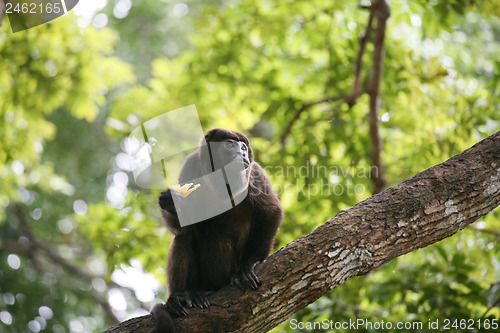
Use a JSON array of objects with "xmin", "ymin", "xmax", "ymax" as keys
[
  {"xmin": 166, "ymin": 291, "xmax": 211, "ymax": 317},
  {"xmin": 184, "ymin": 290, "xmax": 211, "ymax": 309},
  {"xmin": 166, "ymin": 294, "xmax": 189, "ymax": 317},
  {"xmin": 231, "ymin": 262, "xmax": 261, "ymax": 290}
]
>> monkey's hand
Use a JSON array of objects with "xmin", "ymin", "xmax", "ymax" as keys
[
  {"xmin": 166, "ymin": 291, "xmax": 211, "ymax": 317},
  {"xmin": 158, "ymin": 189, "xmax": 184, "ymax": 214},
  {"xmin": 231, "ymin": 261, "xmax": 261, "ymax": 291}
]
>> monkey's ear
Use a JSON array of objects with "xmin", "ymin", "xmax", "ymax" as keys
[
  {"xmin": 202, "ymin": 128, "xmax": 217, "ymax": 145},
  {"xmin": 201, "ymin": 133, "xmax": 210, "ymax": 146}
]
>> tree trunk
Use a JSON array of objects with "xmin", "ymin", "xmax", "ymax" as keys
[{"xmin": 104, "ymin": 131, "xmax": 500, "ymax": 333}]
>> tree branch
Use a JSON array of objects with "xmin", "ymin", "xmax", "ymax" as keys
[
  {"xmin": 14, "ymin": 206, "xmax": 97, "ymax": 280},
  {"xmin": 104, "ymin": 131, "xmax": 500, "ymax": 332},
  {"xmin": 367, "ymin": 0, "xmax": 390, "ymax": 194},
  {"xmin": 5, "ymin": 206, "xmax": 122, "ymax": 323},
  {"xmin": 468, "ymin": 226, "xmax": 500, "ymax": 239},
  {"xmin": 280, "ymin": 94, "xmax": 349, "ymax": 144},
  {"xmin": 482, "ymin": 292, "xmax": 500, "ymax": 318},
  {"xmin": 347, "ymin": 14, "xmax": 373, "ymax": 107}
]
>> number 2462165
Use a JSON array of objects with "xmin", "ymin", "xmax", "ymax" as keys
[{"xmin": 5, "ymin": 2, "xmax": 63, "ymax": 14}]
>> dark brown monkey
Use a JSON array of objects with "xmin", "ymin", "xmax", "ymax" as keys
[{"xmin": 152, "ymin": 128, "xmax": 283, "ymax": 332}]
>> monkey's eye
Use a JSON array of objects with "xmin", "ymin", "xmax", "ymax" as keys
[
  {"xmin": 241, "ymin": 144, "xmax": 247, "ymax": 151},
  {"xmin": 224, "ymin": 141, "xmax": 236, "ymax": 149}
]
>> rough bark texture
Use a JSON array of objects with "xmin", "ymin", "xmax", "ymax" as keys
[{"xmin": 104, "ymin": 131, "xmax": 500, "ymax": 333}]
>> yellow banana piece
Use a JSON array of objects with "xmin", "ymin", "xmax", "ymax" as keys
[{"xmin": 172, "ymin": 182, "xmax": 201, "ymax": 197}]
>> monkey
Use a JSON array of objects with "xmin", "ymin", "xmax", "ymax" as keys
[{"xmin": 151, "ymin": 128, "xmax": 283, "ymax": 332}]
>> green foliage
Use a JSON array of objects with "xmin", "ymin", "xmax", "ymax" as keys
[
  {"xmin": 0, "ymin": 13, "xmax": 134, "ymax": 332},
  {"xmin": 1, "ymin": 0, "xmax": 499, "ymax": 332},
  {"xmin": 77, "ymin": 197, "xmax": 169, "ymax": 281}
]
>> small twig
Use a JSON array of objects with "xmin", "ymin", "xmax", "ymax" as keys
[
  {"xmin": 348, "ymin": 14, "xmax": 374, "ymax": 107},
  {"xmin": 280, "ymin": 94, "xmax": 349, "ymax": 144},
  {"xmin": 468, "ymin": 226, "xmax": 500, "ymax": 239},
  {"xmin": 482, "ymin": 294, "xmax": 500, "ymax": 318}
]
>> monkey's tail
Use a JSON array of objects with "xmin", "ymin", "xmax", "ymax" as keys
[{"xmin": 151, "ymin": 303, "xmax": 175, "ymax": 333}]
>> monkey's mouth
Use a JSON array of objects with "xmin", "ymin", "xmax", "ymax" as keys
[{"xmin": 235, "ymin": 157, "xmax": 250, "ymax": 169}]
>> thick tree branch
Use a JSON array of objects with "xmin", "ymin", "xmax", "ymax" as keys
[{"xmin": 105, "ymin": 131, "xmax": 500, "ymax": 333}]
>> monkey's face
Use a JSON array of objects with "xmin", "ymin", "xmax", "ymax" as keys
[
  {"xmin": 211, "ymin": 139, "xmax": 251, "ymax": 171},
  {"xmin": 205, "ymin": 139, "xmax": 252, "ymax": 196}
]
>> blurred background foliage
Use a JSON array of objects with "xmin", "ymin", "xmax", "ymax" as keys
[{"xmin": 0, "ymin": 0, "xmax": 499, "ymax": 332}]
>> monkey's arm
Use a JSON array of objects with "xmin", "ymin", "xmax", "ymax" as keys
[
  {"xmin": 159, "ymin": 147, "xmax": 207, "ymax": 234},
  {"xmin": 232, "ymin": 203, "xmax": 282, "ymax": 290},
  {"xmin": 233, "ymin": 167, "xmax": 283, "ymax": 290},
  {"xmin": 166, "ymin": 233, "xmax": 210, "ymax": 316},
  {"xmin": 158, "ymin": 189, "xmax": 186, "ymax": 235},
  {"xmin": 246, "ymin": 165, "xmax": 283, "ymax": 261}
]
